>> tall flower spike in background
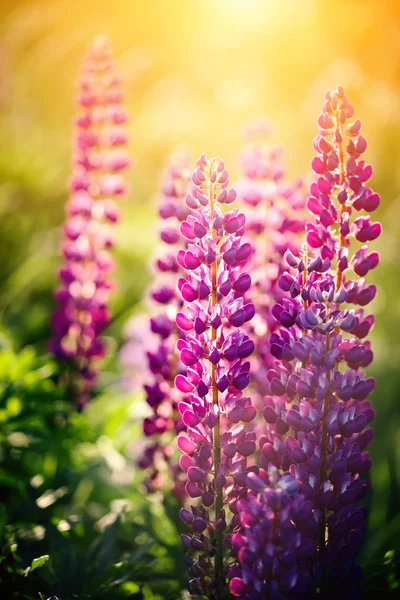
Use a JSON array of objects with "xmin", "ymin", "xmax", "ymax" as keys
[
  {"xmin": 253, "ymin": 86, "xmax": 380, "ymax": 598},
  {"xmin": 236, "ymin": 118, "xmax": 306, "ymax": 402},
  {"xmin": 175, "ymin": 155, "xmax": 257, "ymax": 598},
  {"xmin": 50, "ymin": 35, "xmax": 130, "ymax": 409},
  {"xmin": 130, "ymin": 152, "xmax": 192, "ymax": 497}
]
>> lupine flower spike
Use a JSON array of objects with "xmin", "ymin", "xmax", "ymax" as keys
[
  {"xmin": 230, "ymin": 87, "xmax": 380, "ymax": 599},
  {"xmin": 50, "ymin": 35, "xmax": 129, "ymax": 409},
  {"xmin": 236, "ymin": 118, "xmax": 306, "ymax": 401},
  {"xmin": 134, "ymin": 153, "xmax": 192, "ymax": 496},
  {"xmin": 175, "ymin": 155, "xmax": 257, "ymax": 597}
]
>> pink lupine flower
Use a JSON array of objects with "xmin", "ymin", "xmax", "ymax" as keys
[
  {"xmin": 119, "ymin": 314, "xmax": 154, "ymax": 392},
  {"xmin": 175, "ymin": 155, "xmax": 257, "ymax": 598},
  {"xmin": 50, "ymin": 35, "xmax": 129, "ymax": 409},
  {"xmin": 235, "ymin": 120, "xmax": 306, "ymax": 399}
]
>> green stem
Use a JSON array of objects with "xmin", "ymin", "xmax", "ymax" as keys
[
  {"xmin": 209, "ymin": 161, "xmax": 224, "ymax": 590},
  {"xmin": 319, "ymin": 329, "xmax": 331, "ymax": 595}
]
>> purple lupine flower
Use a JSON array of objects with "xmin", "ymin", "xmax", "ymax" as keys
[
  {"xmin": 259, "ymin": 87, "xmax": 380, "ymax": 598},
  {"xmin": 175, "ymin": 154, "xmax": 257, "ymax": 598},
  {"xmin": 229, "ymin": 470, "xmax": 318, "ymax": 599},
  {"xmin": 235, "ymin": 120, "xmax": 306, "ymax": 400},
  {"xmin": 129, "ymin": 152, "xmax": 192, "ymax": 497},
  {"xmin": 50, "ymin": 35, "xmax": 129, "ymax": 409}
]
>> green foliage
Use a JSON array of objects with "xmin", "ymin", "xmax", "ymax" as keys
[
  {"xmin": 0, "ymin": 335, "xmax": 187, "ymax": 598},
  {"xmin": 29, "ymin": 554, "xmax": 50, "ymax": 573}
]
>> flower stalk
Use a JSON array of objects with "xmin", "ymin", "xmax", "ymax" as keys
[
  {"xmin": 175, "ymin": 154, "xmax": 257, "ymax": 598},
  {"xmin": 125, "ymin": 153, "xmax": 192, "ymax": 496},
  {"xmin": 230, "ymin": 87, "xmax": 381, "ymax": 599},
  {"xmin": 50, "ymin": 35, "xmax": 129, "ymax": 408}
]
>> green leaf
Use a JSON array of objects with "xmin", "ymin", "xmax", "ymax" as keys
[
  {"xmin": 120, "ymin": 581, "xmax": 140, "ymax": 594},
  {"xmin": 10, "ymin": 543, "xmax": 18, "ymax": 554},
  {"xmin": 30, "ymin": 554, "xmax": 50, "ymax": 572}
]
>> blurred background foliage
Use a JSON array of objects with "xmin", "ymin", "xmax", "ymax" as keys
[{"xmin": 0, "ymin": 0, "xmax": 399, "ymax": 597}]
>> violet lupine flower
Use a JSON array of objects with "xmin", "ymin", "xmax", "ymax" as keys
[
  {"xmin": 229, "ymin": 470, "xmax": 318, "ymax": 599},
  {"xmin": 175, "ymin": 154, "xmax": 258, "ymax": 598},
  {"xmin": 256, "ymin": 87, "xmax": 380, "ymax": 598},
  {"xmin": 50, "ymin": 35, "xmax": 129, "ymax": 409},
  {"xmin": 134, "ymin": 153, "xmax": 192, "ymax": 496},
  {"xmin": 235, "ymin": 120, "xmax": 306, "ymax": 399}
]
